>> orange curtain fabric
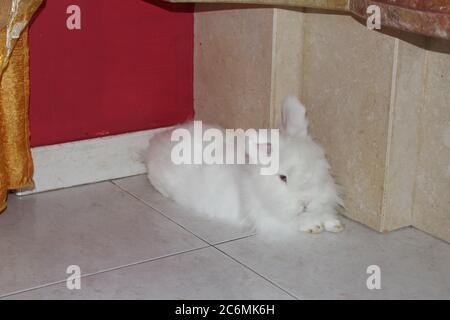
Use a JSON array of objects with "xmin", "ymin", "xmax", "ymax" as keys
[{"xmin": 0, "ymin": 0, "xmax": 43, "ymax": 213}]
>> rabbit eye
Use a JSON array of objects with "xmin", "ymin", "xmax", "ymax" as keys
[{"xmin": 279, "ymin": 175, "xmax": 287, "ymax": 183}]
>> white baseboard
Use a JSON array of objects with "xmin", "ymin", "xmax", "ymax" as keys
[{"xmin": 16, "ymin": 127, "xmax": 169, "ymax": 195}]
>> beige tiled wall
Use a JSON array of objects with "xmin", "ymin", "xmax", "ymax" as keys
[
  {"xmin": 381, "ymin": 35, "xmax": 426, "ymax": 231},
  {"xmin": 301, "ymin": 11, "xmax": 396, "ymax": 231},
  {"xmin": 269, "ymin": 8, "xmax": 304, "ymax": 128},
  {"xmin": 194, "ymin": 4, "xmax": 273, "ymax": 129},
  {"xmin": 194, "ymin": 5, "xmax": 450, "ymax": 242},
  {"xmin": 413, "ymin": 39, "xmax": 450, "ymax": 242}
]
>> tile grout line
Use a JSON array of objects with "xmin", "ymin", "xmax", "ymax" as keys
[
  {"xmin": 211, "ymin": 245, "xmax": 299, "ymax": 300},
  {"xmin": 6, "ymin": 179, "xmax": 297, "ymax": 300},
  {"xmin": 211, "ymin": 233, "xmax": 257, "ymax": 246},
  {"xmin": 0, "ymin": 245, "xmax": 209, "ymax": 299},
  {"xmin": 3, "ymin": 180, "xmax": 269, "ymax": 300},
  {"xmin": 110, "ymin": 180, "xmax": 213, "ymax": 245},
  {"xmin": 111, "ymin": 180, "xmax": 262, "ymax": 247},
  {"xmin": 111, "ymin": 179, "xmax": 298, "ymax": 300}
]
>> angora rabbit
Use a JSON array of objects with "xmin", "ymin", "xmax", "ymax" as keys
[{"xmin": 146, "ymin": 96, "xmax": 344, "ymax": 235}]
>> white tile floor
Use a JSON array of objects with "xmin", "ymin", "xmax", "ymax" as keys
[{"xmin": 1, "ymin": 174, "xmax": 449, "ymax": 300}]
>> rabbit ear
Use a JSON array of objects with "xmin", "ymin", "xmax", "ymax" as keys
[{"xmin": 281, "ymin": 95, "xmax": 308, "ymax": 137}]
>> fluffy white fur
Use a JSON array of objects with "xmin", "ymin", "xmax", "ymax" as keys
[{"xmin": 146, "ymin": 96, "xmax": 344, "ymax": 236}]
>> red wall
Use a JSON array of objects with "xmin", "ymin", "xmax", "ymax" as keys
[{"xmin": 29, "ymin": 0, "xmax": 194, "ymax": 147}]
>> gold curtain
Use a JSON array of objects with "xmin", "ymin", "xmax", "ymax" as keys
[{"xmin": 0, "ymin": 0, "xmax": 43, "ymax": 213}]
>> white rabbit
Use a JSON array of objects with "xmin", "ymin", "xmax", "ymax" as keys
[{"xmin": 145, "ymin": 96, "xmax": 344, "ymax": 236}]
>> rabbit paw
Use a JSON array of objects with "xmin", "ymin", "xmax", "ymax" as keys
[
  {"xmin": 298, "ymin": 218, "xmax": 325, "ymax": 234},
  {"xmin": 299, "ymin": 215, "xmax": 344, "ymax": 234},
  {"xmin": 323, "ymin": 218, "xmax": 344, "ymax": 233}
]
